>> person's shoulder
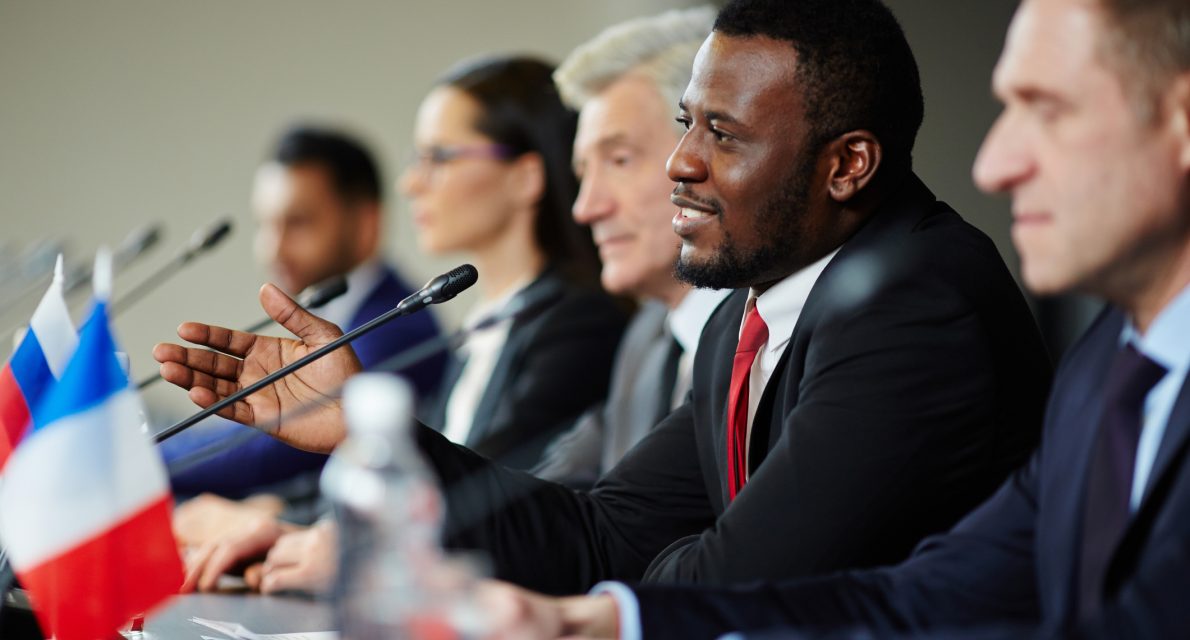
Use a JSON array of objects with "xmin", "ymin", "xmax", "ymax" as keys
[{"xmin": 832, "ymin": 179, "xmax": 1016, "ymax": 302}]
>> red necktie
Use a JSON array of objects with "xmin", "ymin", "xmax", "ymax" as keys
[{"xmin": 727, "ymin": 301, "xmax": 768, "ymax": 500}]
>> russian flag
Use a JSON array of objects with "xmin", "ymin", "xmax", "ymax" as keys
[
  {"xmin": 0, "ymin": 256, "xmax": 78, "ymax": 470},
  {"xmin": 0, "ymin": 249, "xmax": 183, "ymax": 640}
]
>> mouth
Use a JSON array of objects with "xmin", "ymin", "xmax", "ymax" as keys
[
  {"xmin": 1012, "ymin": 210, "xmax": 1052, "ymax": 228},
  {"xmin": 671, "ymin": 194, "xmax": 719, "ymax": 237},
  {"xmin": 595, "ymin": 232, "xmax": 634, "ymax": 252},
  {"xmin": 671, "ymin": 193, "xmax": 718, "ymax": 216}
]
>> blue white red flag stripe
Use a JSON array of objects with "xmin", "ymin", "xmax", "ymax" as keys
[{"xmin": 0, "ymin": 257, "xmax": 77, "ymax": 469}]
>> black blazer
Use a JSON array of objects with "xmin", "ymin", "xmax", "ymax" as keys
[
  {"xmin": 416, "ymin": 175, "xmax": 1052, "ymax": 595},
  {"xmin": 422, "ymin": 269, "xmax": 627, "ymax": 469},
  {"xmin": 633, "ymin": 307, "xmax": 1190, "ymax": 639}
]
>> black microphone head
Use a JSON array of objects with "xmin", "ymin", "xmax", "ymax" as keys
[
  {"xmin": 187, "ymin": 218, "xmax": 234, "ymax": 257},
  {"xmin": 300, "ymin": 276, "xmax": 349, "ymax": 309},
  {"xmin": 429, "ymin": 263, "xmax": 478, "ymax": 303}
]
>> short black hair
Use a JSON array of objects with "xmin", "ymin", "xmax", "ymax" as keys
[
  {"xmin": 271, "ymin": 126, "xmax": 384, "ymax": 206},
  {"xmin": 715, "ymin": 0, "xmax": 924, "ymax": 176},
  {"xmin": 438, "ymin": 56, "xmax": 601, "ymax": 288}
]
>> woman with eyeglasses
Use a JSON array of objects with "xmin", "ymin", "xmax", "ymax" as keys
[{"xmin": 400, "ymin": 55, "xmax": 628, "ymax": 470}]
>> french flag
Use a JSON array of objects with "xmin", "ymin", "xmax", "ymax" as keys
[
  {"xmin": 0, "ymin": 256, "xmax": 78, "ymax": 470},
  {"xmin": 0, "ymin": 249, "xmax": 183, "ymax": 640}
]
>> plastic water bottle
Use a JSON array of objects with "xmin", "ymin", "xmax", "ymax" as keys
[{"xmin": 322, "ymin": 373, "xmax": 456, "ymax": 640}]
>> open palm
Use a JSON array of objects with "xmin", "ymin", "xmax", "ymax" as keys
[{"xmin": 153, "ymin": 283, "xmax": 361, "ymax": 453}]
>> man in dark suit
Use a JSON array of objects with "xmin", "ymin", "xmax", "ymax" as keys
[
  {"xmin": 157, "ymin": 0, "xmax": 1051, "ymax": 595},
  {"xmin": 162, "ymin": 126, "xmax": 445, "ymax": 509},
  {"xmin": 494, "ymin": 0, "xmax": 1190, "ymax": 637}
]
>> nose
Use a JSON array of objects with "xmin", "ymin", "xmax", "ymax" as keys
[
  {"xmin": 972, "ymin": 109, "xmax": 1034, "ymax": 195},
  {"xmin": 572, "ymin": 167, "xmax": 614, "ymax": 226},
  {"xmin": 666, "ymin": 130, "xmax": 707, "ymax": 185},
  {"xmin": 398, "ymin": 160, "xmax": 428, "ymax": 198}
]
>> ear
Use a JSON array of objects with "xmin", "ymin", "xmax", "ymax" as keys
[
  {"xmin": 824, "ymin": 131, "xmax": 882, "ymax": 203},
  {"xmin": 508, "ymin": 152, "xmax": 547, "ymax": 210},
  {"xmin": 1168, "ymin": 72, "xmax": 1190, "ymax": 173},
  {"xmin": 351, "ymin": 201, "xmax": 383, "ymax": 259}
]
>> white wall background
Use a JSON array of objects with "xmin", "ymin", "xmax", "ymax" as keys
[{"xmin": 0, "ymin": 1, "xmax": 1019, "ymax": 421}]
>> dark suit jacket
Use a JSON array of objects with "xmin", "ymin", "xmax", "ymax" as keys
[
  {"xmin": 633, "ymin": 307, "xmax": 1190, "ymax": 639},
  {"xmin": 421, "ymin": 268, "xmax": 628, "ymax": 469},
  {"xmin": 165, "ymin": 264, "xmax": 446, "ymax": 497},
  {"xmin": 414, "ymin": 175, "xmax": 1052, "ymax": 595}
]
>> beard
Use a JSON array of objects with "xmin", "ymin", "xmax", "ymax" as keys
[{"xmin": 674, "ymin": 154, "xmax": 815, "ymax": 290}]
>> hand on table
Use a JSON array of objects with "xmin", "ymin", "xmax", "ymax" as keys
[
  {"xmin": 153, "ymin": 283, "xmax": 361, "ymax": 454},
  {"xmin": 181, "ymin": 511, "xmax": 294, "ymax": 593},
  {"xmin": 477, "ymin": 581, "xmax": 620, "ymax": 639},
  {"xmin": 173, "ymin": 493, "xmax": 285, "ymax": 549},
  {"xmin": 249, "ymin": 519, "xmax": 338, "ymax": 595}
]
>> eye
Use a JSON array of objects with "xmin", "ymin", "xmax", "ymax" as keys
[
  {"xmin": 610, "ymin": 152, "xmax": 632, "ymax": 168},
  {"xmin": 710, "ymin": 127, "xmax": 730, "ymax": 142},
  {"xmin": 1033, "ymin": 101, "xmax": 1064, "ymax": 124},
  {"xmin": 675, "ymin": 115, "xmax": 692, "ymax": 130}
]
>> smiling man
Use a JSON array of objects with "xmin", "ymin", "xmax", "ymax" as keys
[{"xmin": 156, "ymin": 0, "xmax": 1050, "ymax": 595}]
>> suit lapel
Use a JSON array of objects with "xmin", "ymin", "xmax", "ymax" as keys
[
  {"xmin": 1040, "ymin": 309, "xmax": 1121, "ymax": 623},
  {"xmin": 1047, "ymin": 357, "xmax": 1113, "ymax": 621},
  {"xmin": 464, "ymin": 272, "xmax": 564, "ymax": 447},
  {"xmin": 700, "ymin": 291, "xmax": 748, "ymax": 504}
]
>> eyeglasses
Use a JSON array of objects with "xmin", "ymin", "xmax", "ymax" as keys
[{"xmin": 405, "ymin": 144, "xmax": 517, "ymax": 175}]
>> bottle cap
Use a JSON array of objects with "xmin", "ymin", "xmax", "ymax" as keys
[{"xmin": 342, "ymin": 373, "xmax": 414, "ymax": 435}]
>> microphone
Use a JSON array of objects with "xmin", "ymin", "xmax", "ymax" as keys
[
  {"xmin": 135, "ymin": 275, "xmax": 349, "ymax": 391},
  {"xmin": 153, "ymin": 264, "xmax": 478, "ymax": 443},
  {"xmin": 63, "ymin": 223, "xmax": 163, "ymax": 295},
  {"xmin": 111, "ymin": 218, "xmax": 233, "ymax": 316},
  {"xmin": 396, "ymin": 263, "xmax": 479, "ymax": 313},
  {"xmin": 161, "ymin": 278, "xmax": 563, "ymax": 472},
  {"xmin": 0, "ymin": 240, "xmax": 67, "ymax": 311}
]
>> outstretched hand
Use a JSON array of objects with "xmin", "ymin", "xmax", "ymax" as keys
[{"xmin": 153, "ymin": 283, "xmax": 361, "ymax": 453}]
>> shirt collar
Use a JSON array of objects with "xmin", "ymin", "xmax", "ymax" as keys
[
  {"xmin": 1122, "ymin": 282, "xmax": 1190, "ymax": 376},
  {"xmin": 748, "ymin": 248, "xmax": 840, "ymax": 352},
  {"xmin": 668, "ymin": 287, "xmax": 732, "ymax": 355}
]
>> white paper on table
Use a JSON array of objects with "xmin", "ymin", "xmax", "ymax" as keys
[{"xmin": 190, "ymin": 616, "xmax": 339, "ymax": 640}]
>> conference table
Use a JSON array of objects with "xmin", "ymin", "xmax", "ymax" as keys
[{"xmin": 144, "ymin": 591, "xmax": 333, "ymax": 639}]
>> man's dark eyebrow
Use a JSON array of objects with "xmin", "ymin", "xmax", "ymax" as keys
[
  {"xmin": 676, "ymin": 100, "xmax": 742, "ymax": 127},
  {"xmin": 704, "ymin": 110, "xmax": 741, "ymax": 126}
]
